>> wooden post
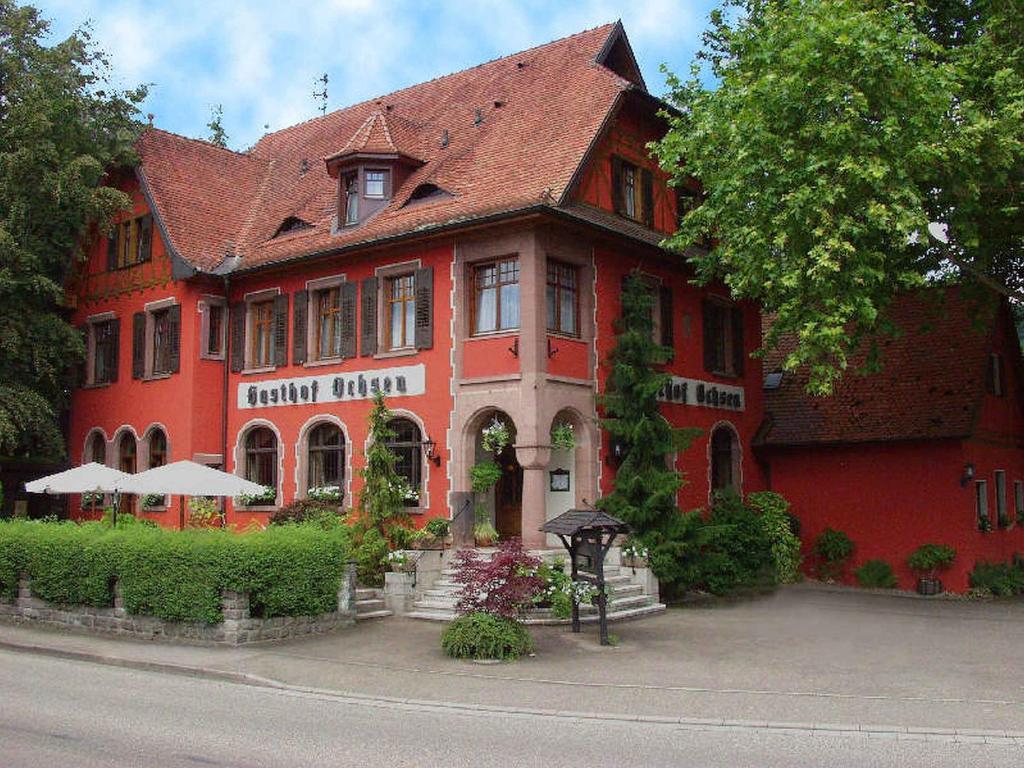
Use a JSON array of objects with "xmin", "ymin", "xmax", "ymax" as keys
[
  {"xmin": 566, "ymin": 535, "xmax": 580, "ymax": 634},
  {"xmin": 594, "ymin": 532, "xmax": 609, "ymax": 646}
]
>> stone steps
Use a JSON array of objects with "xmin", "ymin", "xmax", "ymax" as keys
[{"xmin": 354, "ymin": 588, "xmax": 392, "ymax": 621}]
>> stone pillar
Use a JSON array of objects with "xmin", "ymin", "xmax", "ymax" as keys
[
  {"xmin": 516, "ymin": 445, "xmax": 551, "ymax": 549},
  {"xmin": 384, "ymin": 571, "xmax": 414, "ymax": 615},
  {"xmin": 113, "ymin": 579, "xmax": 127, "ymax": 618},
  {"xmin": 337, "ymin": 560, "xmax": 357, "ymax": 616}
]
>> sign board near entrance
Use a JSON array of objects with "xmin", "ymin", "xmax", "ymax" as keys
[
  {"xmin": 658, "ymin": 376, "xmax": 745, "ymax": 411},
  {"xmin": 238, "ymin": 364, "xmax": 426, "ymax": 409}
]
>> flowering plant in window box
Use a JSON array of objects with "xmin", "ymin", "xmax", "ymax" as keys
[
  {"xmin": 481, "ymin": 419, "xmax": 511, "ymax": 454},
  {"xmin": 307, "ymin": 485, "xmax": 343, "ymax": 504},
  {"xmin": 81, "ymin": 491, "xmax": 105, "ymax": 507},
  {"xmin": 386, "ymin": 550, "xmax": 415, "ymax": 573},
  {"xmin": 141, "ymin": 493, "xmax": 166, "ymax": 509},
  {"xmin": 978, "ymin": 515, "xmax": 993, "ymax": 533},
  {"xmin": 550, "ymin": 422, "xmax": 575, "ymax": 451},
  {"xmin": 238, "ymin": 486, "xmax": 275, "ymax": 507},
  {"xmin": 620, "ymin": 539, "xmax": 649, "ymax": 569}
]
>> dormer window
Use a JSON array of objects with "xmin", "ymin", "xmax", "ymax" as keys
[
  {"xmin": 273, "ymin": 217, "xmax": 311, "ymax": 238},
  {"xmin": 343, "ymin": 172, "xmax": 359, "ymax": 226},
  {"xmin": 365, "ymin": 169, "xmax": 388, "ymax": 199}
]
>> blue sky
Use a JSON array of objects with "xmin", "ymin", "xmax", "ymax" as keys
[{"xmin": 34, "ymin": 0, "xmax": 720, "ymax": 150}]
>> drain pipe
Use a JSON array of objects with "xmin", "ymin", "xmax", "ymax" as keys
[{"xmin": 220, "ymin": 275, "xmax": 231, "ymax": 527}]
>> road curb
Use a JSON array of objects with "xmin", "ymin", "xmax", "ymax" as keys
[{"xmin": 4, "ymin": 637, "xmax": 1023, "ymax": 747}]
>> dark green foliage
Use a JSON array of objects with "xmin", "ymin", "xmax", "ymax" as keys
[
  {"xmin": 969, "ymin": 560, "xmax": 1024, "ymax": 597},
  {"xmin": 441, "ymin": 612, "xmax": 533, "ymax": 661},
  {"xmin": 0, "ymin": 2, "xmax": 147, "ymax": 457},
  {"xmin": 269, "ymin": 498, "xmax": 344, "ymax": 528},
  {"xmin": 358, "ymin": 391, "xmax": 409, "ymax": 533},
  {"xmin": 470, "ymin": 461, "xmax": 502, "ymax": 494},
  {"xmin": 0, "ymin": 520, "xmax": 350, "ymax": 623},
  {"xmin": 907, "ymin": 544, "xmax": 957, "ymax": 577},
  {"xmin": 687, "ymin": 492, "xmax": 776, "ymax": 595},
  {"xmin": 855, "ymin": 559, "xmax": 898, "ymax": 589},
  {"xmin": 424, "ymin": 518, "xmax": 450, "ymax": 538},
  {"xmin": 598, "ymin": 271, "xmax": 697, "ymax": 542},
  {"xmin": 814, "ymin": 528, "xmax": 854, "ymax": 580},
  {"xmin": 351, "ymin": 525, "xmax": 388, "ymax": 587}
]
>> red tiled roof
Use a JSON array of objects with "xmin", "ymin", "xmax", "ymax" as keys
[
  {"xmin": 758, "ymin": 287, "xmax": 997, "ymax": 447},
  {"xmin": 135, "ymin": 23, "xmax": 640, "ymax": 273}
]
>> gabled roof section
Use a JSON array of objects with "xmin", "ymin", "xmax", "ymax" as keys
[
  {"xmin": 132, "ymin": 23, "xmax": 645, "ymax": 273},
  {"xmin": 594, "ymin": 20, "xmax": 646, "ymax": 91},
  {"xmin": 758, "ymin": 287, "xmax": 1003, "ymax": 448}
]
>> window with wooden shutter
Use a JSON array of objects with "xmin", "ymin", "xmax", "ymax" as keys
[
  {"xmin": 985, "ymin": 353, "xmax": 1005, "ymax": 397},
  {"xmin": 292, "ymin": 290, "xmax": 308, "ymax": 365},
  {"xmin": 414, "ymin": 266, "xmax": 433, "ymax": 350},
  {"xmin": 132, "ymin": 312, "xmax": 146, "ymax": 379},
  {"xmin": 314, "ymin": 287, "xmax": 342, "ymax": 360},
  {"xmin": 703, "ymin": 300, "xmax": 743, "ymax": 377},
  {"xmin": 230, "ymin": 303, "xmax": 245, "ymax": 373},
  {"xmin": 360, "ymin": 277, "xmax": 378, "ymax": 357},
  {"xmin": 272, "ymin": 293, "xmax": 289, "ymax": 368},
  {"xmin": 151, "ymin": 309, "xmax": 172, "ymax": 375},
  {"xmin": 167, "ymin": 304, "xmax": 181, "ymax": 373},
  {"xmin": 106, "ymin": 318, "xmax": 120, "ymax": 383},
  {"xmin": 340, "ymin": 281, "xmax": 358, "ymax": 358},
  {"xmin": 384, "ymin": 273, "xmax": 415, "ymax": 351}
]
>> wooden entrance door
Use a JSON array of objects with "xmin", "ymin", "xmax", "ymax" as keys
[{"xmin": 493, "ymin": 443, "xmax": 522, "ymax": 539}]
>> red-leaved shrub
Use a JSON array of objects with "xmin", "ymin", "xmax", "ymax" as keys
[{"xmin": 452, "ymin": 538, "xmax": 543, "ymax": 619}]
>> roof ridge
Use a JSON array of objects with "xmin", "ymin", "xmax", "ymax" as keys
[
  {"xmin": 142, "ymin": 126, "xmax": 255, "ymax": 159},
  {"xmin": 253, "ymin": 22, "xmax": 617, "ymax": 146}
]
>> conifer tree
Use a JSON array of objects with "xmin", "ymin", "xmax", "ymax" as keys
[
  {"xmin": 358, "ymin": 390, "xmax": 409, "ymax": 533},
  {"xmin": 598, "ymin": 271, "xmax": 698, "ymax": 540}
]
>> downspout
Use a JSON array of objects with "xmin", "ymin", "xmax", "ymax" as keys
[{"xmin": 220, "ymin": 275, "xmax": 231, "ymax": 527}]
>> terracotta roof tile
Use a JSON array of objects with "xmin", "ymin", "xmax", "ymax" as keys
[
  {"xmin": 758, "ymin": 287, "xmax": 995, "ymax": 447},
  {"xmin": 137, "ymin": 23, "xmax": 633, "ymax": 273}
]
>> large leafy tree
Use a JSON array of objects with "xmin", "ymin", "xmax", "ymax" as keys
[
  {"xmin": 0, "ymin": 2, "xmax": 146, "ymax": 457},
  {"xmin": 653, "ymin": 0, "xmax": 1023, "ymax": 393}
]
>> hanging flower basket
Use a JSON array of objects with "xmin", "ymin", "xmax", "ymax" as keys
[
  {"xmin": 481, "ymin": 419, "xmax": 511, "ymax": 454},
  {"xmin": 550, "ymin": 422, "xmax": 575, "ymax": 451}
]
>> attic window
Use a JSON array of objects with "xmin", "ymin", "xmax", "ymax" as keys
[
  {"xmin": 764, "ymin": 371, "xmax": 784, "ymax": 390},
  {"xmin": 274, "ymin": 217, "xmax": 311, "ymax": 237},
  {"xmin": 405, "ymin": 183, "xmax": 452, "ymax": 205}
]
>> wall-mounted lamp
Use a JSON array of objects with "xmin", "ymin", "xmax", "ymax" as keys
[
  {"xmin": 508, "ymin": 338, "xmax": 519, "ymax": 358},
  {"xmin": 606, "ymin": 439, "xmax": 626, "ymax": 465},
  {"xmin": 960, "ymin": 463, "xmax": 975, "ymax": 487},
  {"xmin": 422, "ymin": 437, "xmax": 441, "ymax": 466}
]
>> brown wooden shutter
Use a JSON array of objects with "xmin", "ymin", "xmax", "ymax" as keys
[
  {"xmin": 659, "ymin": 285, "xmax": 674, "ymax": 360},
  {"xmin": 360, "ymin": 277, "xmax": 378, "ymax": 357},
  {"xmin": 132, "ymin": 312, "xmax": 146, "ymax": 379},
  {"xmin": 108, "ymin": 317, "xmax": 120, "ymax": 383},
  {"xmin": 292, "ymin": 290, "xmax": 308, "ymax": 365},
  {"xmin": 167, "ymin": 304, "xmax": 181, "ymax": 373},
  {"xmin": 731, "ymin": 306, "xmax": 745, "ymax": 376},
  {"xmin": 610, "ymin": 156, "xmax": 624, "ymax": 215},
  {"xmin": 414, "ymin": 266, "xmax": 433, "ymax": 350},
  {"xmin": 230, "ymin": 303, "xmax": 245, "ymax": 373},
  {"xmin": 272, "ymin": 293, "xmax": 289, "ymax": 368},
  {"xmin": 641, "ymin": 168, "xmax": 654, "ymax": 227},
  {"xmin": 341, "ymin": 281, "xmax": 359, "ymax": 358},
  {"xmin": 138, "ymin": 215, "xmax": 153, "ymax": 262},
  {"xmin": 702, "ymin": 301, "xmax": 717, "ymax": 373},
  {"xmin": 106, "ymin": 232, "xmax": 118, "ymax": 271}
]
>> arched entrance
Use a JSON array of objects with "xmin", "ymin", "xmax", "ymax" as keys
[{"xmin": 470, "ymin": 410, "xmax": 522, "ymax": 541}]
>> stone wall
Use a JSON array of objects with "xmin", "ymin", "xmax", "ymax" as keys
[{"xmin": 0, "ymin": 562, "xmax": 356, "ymax": 646}]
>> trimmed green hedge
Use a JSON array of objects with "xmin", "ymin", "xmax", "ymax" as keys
[{"xmin": 0, "ymin": 520, "xmax": 351, "ymax": 624}]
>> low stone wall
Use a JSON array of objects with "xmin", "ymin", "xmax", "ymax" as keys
[{"xmin": 0, "ymin": 562, "xmax": 357, "ymax": 646}]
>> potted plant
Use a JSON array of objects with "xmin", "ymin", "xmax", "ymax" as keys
[
  {"xmin": 812, "ymin": 528, "xmax": 854, "ymax": 582},
  {"xmin": 474, "ymin": 519, "xmax": 499, "ymax": 547},
  {"xmin": 620, "ymin": 539, "xmax": 649, "ymax": 569},
  {"xmin": 387, "ymin": 550, "xmax": 415, "ymax": 573},
  {"xmin": 908, "ymin": 544, "xmax": 956, "ymax": 596},
  {"xmin": 550, "ymin": 422, "xmax": 575, "ymax": 451}
]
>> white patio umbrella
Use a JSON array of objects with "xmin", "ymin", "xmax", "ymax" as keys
[
  {"xmin": 116, "ymin": 460, "xmax": 267, "ymax": 528},
  {"xmin": 24, "ymin": 462, "xmax": 132, "ymax": 523}
]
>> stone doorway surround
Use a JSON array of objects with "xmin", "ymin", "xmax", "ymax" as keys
[{"xmin": 449, "ymin": 224, "xmax": 600, "ymax": 548}]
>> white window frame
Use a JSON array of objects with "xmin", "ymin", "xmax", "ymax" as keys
[{"xmin": 198, "ymin": 295, "xmax": 227, "ymax": 361}]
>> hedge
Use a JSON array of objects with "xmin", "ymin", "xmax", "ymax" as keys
[{"xmin": 0, "ymin": 520, "xmax": 351, "ymax": 624}]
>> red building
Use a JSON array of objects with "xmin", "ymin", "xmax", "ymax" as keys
[
  {"xmin": 758, "ymin": 288, "xmax": 1024, "ymax": 592},
  {"xmin": 67, "ymin": 23, "xmax": 766, "ymax": 545}
]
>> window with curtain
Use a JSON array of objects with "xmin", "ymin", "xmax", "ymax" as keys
[
  {"xmin": 307, "ymin": 423, "xmax": 344, "ymax": 494},
  {"xmin": 710, "ymin": 426, "xmax": 738, "ymax": 493},
  {"xmin": 546, "ymin": 261, "xmax": 579, "ymax": 336},
  {"xmin": 250, "ymin": 300, "xmax": 274, "ymax": 367},
  {"xmin": 316, "ymin": 286, "xmax": 342, "ymax": 359},
  {"xmin": 473, "ymin": 258, "xmax": 519, "ymax": 334},
  {"xmin": 386, "ymin": 273, "xmax": 416, "ymax": 350},
  {"xmin": 386, "ymin": 418, "xmax": 422, "ymax": 506},
  {"xmin": 244, "ymin": 427, "xmax": 277, "ymax": 489}
]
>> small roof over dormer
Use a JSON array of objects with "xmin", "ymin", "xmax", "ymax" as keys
[{"xmin": 324, "ymin": 110, "xmax": 423, "ymax": 178}]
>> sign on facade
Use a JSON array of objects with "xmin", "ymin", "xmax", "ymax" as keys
[
  {"xmin": 658, "ymin": 376, "xmax": 745, "ymax": 411},
  {"xmin": 237, "ymin": 364, "xmax": 426, "ymax": 409}
]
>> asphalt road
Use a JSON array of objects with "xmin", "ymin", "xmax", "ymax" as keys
[{"xmin": 1, "ymin": 650, "xmax": 1020, "ymax": 768}]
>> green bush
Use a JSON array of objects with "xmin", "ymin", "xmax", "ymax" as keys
[
  {"xmin": 854, "ymin": 559, "xmax": 898, "ymax": 589},
  {"xmin": 424, "ymin": 518, "xmax": 450, "ymax": 537},
  {"xmin": 470, "ymin": 461, "xmax": 502, "ymax": 493},
  {"xmin": 441, "ymin": 612, "xmax": 533, "ymax": 660},
  {"xmin": 969, "ymin": 560, "xmax": 1024, "ymax": 596},
  {"xmin": 0, "ymin": 520, "xmax": 350, "ymax": 623},
  {"xmin": 907, "ymin": 544, "xmax": 956, "ymax": 577},
  {"xmin": 269, "ymin": 498, "xmax": 344, "ymax": 528},
  {"xmin": 813, "ymin": 528, "xmax": 854, "ymax": 579},
  {"xmin": 351, "ymin": 525, "xmax": 389, "ymax": 587},
  {"xmin": 694, "ymin": 492, "xmax": 776, "ymax": 595},
  {"xmin": 748, "ymin": 491, "xmax": 802, "ymax": 583}
]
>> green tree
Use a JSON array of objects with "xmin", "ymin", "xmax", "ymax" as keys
[
  {"xmin": 357, "ymin": 390, "xmax": 409, "ymax": 534},
  {"xmin": 653, "ymin": 0, "xmax": 1023, "ymax": 393},
  {"xmin": 0, "ymin": 2, "xmax": 146, "ymax": 457},
  {"xmin": 206, "ymin": 104, "xmax": 228, "ymax": 148},
  {"xmin": 597, "ymin": 271, "xmax": 698, "ymax": 542}
]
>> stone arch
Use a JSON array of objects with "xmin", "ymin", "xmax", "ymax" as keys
[
  {"xmin": 546, "ymin": 406, "xmax": 599, "ymax": 510},
  {"xmin": 140, "ymin": 422, "xmax": 172, "ymax": 470},
  {"xmin": 233, "ymin": 418, "xmax": 284, "ymax": 508},
  {"xmin": 294, "ymin": 414, "xmax": 353, "ymax": 509},
  {"xmin": 82, "ymin": 427, "xmax": 110, "ymax": 466},
  {"xmin": 706, "ymin": 420, "xmax": 743, "ymax": 503},
  {"xmin": 110, "ymin": 425, "xmax": 139, "ymax": 474}
]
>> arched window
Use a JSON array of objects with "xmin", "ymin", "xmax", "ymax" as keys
[
  {"xmin": 87, "ymin": 432, "xmax": 106, "ymax": 465},
  {"xmin": 244, "ymin": 427, "xmax": 277, "ymax": 489},
  {"xmin": 148, "ymin": 428, "xmax": 167, "ymax": 469},
  {"xmin": 117, "ymin": 432, "xmax": 137, "ymax": 474},
  {"xmin": 386, "ymin": 418, "xmax": 422, "ymax": 506},
  {"xmin": 307, "ymin": 423, "xmax": 344, "ymax": 494},
  {"xmin": 710, "ymin": 425, "xmax": 739, "ymax": 493}
]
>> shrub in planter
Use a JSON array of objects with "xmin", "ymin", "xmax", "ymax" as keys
[
  {"xmin": 473, "ymin": 520, "xmax": 498, "ymax": 547},
  {"xmin": 854, "ymin": 559, "xmax": 898, "ymax": 589},
  {"xmin": 907, "ymin": 544, "xmax": 956, "ymax": 595},
  {"xmin": 813, "ymin": 528, "xmax": 854, "ymax": 581},
  {"xmin": 441, "ymin": 611, "xmax": 533, "ymax": 661}
]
